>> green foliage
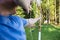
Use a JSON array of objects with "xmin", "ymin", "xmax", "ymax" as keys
[
  {"xmin": 16, "ymin": 0, "xmax": 40, "ymax": 18},
  {"xmin": 16, "ymin": 6, "xmax": 25, "ymax": 17},
  {"xmin": 15, "ymin": 0, "xmax": 59, "ymax": 24}
]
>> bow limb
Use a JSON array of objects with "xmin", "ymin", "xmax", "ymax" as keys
[{"xmin": 36, "ymin": 0, "xmax": 42, "ymax": 40}]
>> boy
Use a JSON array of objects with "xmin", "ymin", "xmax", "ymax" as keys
[{"xmin": 0, "ymin": 0, "xmax": 40, "ymax": 40}]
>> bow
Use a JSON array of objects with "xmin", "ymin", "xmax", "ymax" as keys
[
  {"xmin": 29, "ymin": 0, "xmax": 42, "ymax": 40},
  {"xmin": 36, "ymin": 0, "xmax": 42, "ymax": 40}
]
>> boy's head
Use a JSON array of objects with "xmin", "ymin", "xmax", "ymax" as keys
[
  {"xmin": 0, "ymin": 0, "xmax": 31, "ymax": 15},
  {"xmin": 0, "ymin": 0, "xmax": 17, "ymax": 15},
  {"xmin": 0, "ymin": 0, "xmax": 16, "ymax": 10}
]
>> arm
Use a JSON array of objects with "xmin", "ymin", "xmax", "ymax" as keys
[{"xmin": 26, "ymin": 17, "xmax": 41, "ymax": 27}]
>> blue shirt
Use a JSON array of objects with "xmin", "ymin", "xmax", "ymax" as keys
[{"xmin": 0, "ymin": 15, "xmax": 28, "ymax": 40}]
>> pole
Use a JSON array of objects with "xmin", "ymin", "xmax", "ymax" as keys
[{"xmin": 36, "ymin": 0, "xmax": 42, "ymax": 40}]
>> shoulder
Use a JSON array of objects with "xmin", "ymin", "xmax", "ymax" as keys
[
  {"xmin": 9, "ymin": 15, "xmax": 22, "ymax": 23},
  {"xmin": 10, "ymin": 15, "xmax": 27, "ymax": 21},
  {"xmin": 11, "ymin": 15, "xmax": 20, "ymax": 18},
  {"xmin": 9, "ymin": 15, "xmax": 21, "ymax": 20}
]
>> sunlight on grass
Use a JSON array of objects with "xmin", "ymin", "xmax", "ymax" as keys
[
  {"xmin": 48, "ymin": 28, "xmax": 56, "ymax": 32},
  {"xmin": 42, "ymin": 24, "xmax": 60, "ymax": 40},
  {"xmin": 25, "ymin": 24, "xmax": 60, "ymax": 40}
]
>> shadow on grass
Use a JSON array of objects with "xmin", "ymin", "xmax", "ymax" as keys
[{"xmin": 42, "ymin": 24, "xmax": 60, "ymax": 40}]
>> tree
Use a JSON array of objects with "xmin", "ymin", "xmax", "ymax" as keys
[
  {"xmin": 59, "ymin": 0, "xmax": 60, "ymax": 24},
  {"xmin": 56, "ymin": 0, "xmax": 60, "ymax": 24}
]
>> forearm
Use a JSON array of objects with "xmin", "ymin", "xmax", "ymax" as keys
[{"xmin": 26, "ymin": 17, "xmax": 41, "ymax": 26}]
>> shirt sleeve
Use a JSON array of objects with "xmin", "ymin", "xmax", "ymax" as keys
[
  {"xmin": 14, "ymin": 16, "xmax": 28, "ymax": 26},
  {"xmin": 21, "ymin": 18, "xmax": 28, "ymax": 26},
  {"xmin": 11, "ymin": 15, "xmax": 28, "ymax": 27}
]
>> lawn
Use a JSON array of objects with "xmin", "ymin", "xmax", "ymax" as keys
[{"xmin": 25, "ymin": 24, "xmax": 60, "ymax": 40}]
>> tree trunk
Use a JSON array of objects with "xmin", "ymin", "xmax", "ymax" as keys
[
  {"xmin": 54, "ymin": 0, "xmax": 57, "ymax": 24},
  {"xmin": 59, "ymin": 0, "xmax": 60, "ymax": 24},
  {"xmin": 46, "ymin": 9, "xmax": 50, "ymax": 24},
  {"xmin": 47, "ymin": 0, "xmax": 50, "ymax": 24},
  {"xmin": 56, "ymin": 0, "xmax": 59, "ymax": 24}
]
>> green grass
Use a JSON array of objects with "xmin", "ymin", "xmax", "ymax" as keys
[
  {"xmin": 42, "ymin": 24, "xmax": 60, "ymax": 40},
  {"xmin": 25, "ymin": 27, "xmax": 38, "ymax": 40},
  {"xmin": 25, "ymin": 24, "xmax": 60, "ymax": 40}
]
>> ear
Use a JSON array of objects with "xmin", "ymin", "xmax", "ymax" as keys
[{"xmin": 14, "ymin": 0, "xmax": 31, "ymax": 14}]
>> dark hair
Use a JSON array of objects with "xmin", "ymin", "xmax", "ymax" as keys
[{"xmin": 0, "ymin": 0, "xmax": 18, "ymax": 10}]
